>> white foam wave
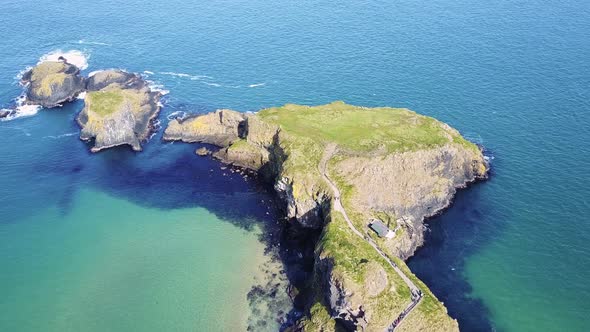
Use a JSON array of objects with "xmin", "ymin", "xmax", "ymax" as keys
[
  {"xmin": 77, "ymin": 39, "xmax": 111, "ymax": 46},
  {"xmin": 167, "ymin": 111, "xmax": 187, "ymax": 120},
  {"xmin": 1, "ymin": 104, "xmax": 41, "ymax": 122},
  {"xmin": 147, "ymin": 81, "xmax": 170, "ymax": 96},
  {"xmin": 203, "ymin": 82, "xmax": 221, "ymax": 87},
  {"xmin": 44, "ymin": 132, "xmax": 78, "ymax": 139},
  {"xmin": 248, "ymin": 83, "xmax": 266, "ymax": 88},
  {"xmin": 77, "ymin": 91, "xmax": 87, "ymax": 100},
  {"xmin": 160, "ymin": 71, "xmax": 212, "ymax": 80},
  {"xmin": 143, "ymin": 70, "xmax": 155, "ymax": 75},
  {"xmin": 88, "ymin": 70, "xmax": 102, "ymax": 77},
  {"xmin": 14, "ymin": 66, "xmax": 33, "ymax": 83},
  {"xmin": 38, "ymin": 50, "xmax": 89, "ymax": 70}
]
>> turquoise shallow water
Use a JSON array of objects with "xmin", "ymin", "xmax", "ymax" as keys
[
  {"xmin": 1, "ymin": 189, "xmax": 268, "ymax": 331},
  {"xmin": 1, "ymin": 0, "xmax": 589, "ymax": 331}
]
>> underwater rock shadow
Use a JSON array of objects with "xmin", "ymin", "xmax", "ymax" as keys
[
  {"xmin": 408, "ymin": 180, "xmax": 501, "ymax": 331},
  {"xmin": 89, "ymin": 143, "xmax": 282, "ymax": 231}
]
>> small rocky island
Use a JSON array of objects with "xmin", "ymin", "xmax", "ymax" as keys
[
  {"xmin": 17, "ymin": 59, "xmax": 161, "ymax": 152},
  {"xmin": 164, "ymin": 102, "xmax": 488, "ymax": 331},
  {"xmin": 77, "ymin": 70, "xmax": 161, "ymax": 152},
  {"xmin": 21, "ymin": 59, "xmax": 85, "ymax": 107}
]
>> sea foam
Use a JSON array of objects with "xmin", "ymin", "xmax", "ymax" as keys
[
  {"xmin": 147, "ymin": 81, "xmax": 170, "ymax": 96},
  {"xmin": 77, "ymin": 39, "xmax": 111, "ymax": 46},
  {"xmin": 1, "ymin": 95, "xmax": 42, "ymax": 122},
  {"xmin": 38, "ymin": 50, "xmax": 89, "ymax": 70},
  {"xmin": 43, "ymin": 132, "xmax": 78, "ymax": 139},
  {"xmin": 160, "ymin": 72, "xmax": 212, "ymax": 80}
]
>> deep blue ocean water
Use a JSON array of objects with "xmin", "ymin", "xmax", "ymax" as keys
[{"xmin": 1, "ymin": 0, "xmax": 589, "ymax": 331}]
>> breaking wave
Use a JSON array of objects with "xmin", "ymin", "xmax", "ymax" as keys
[
  {"xmin": 167, "ymin": 111, "xmax": 187, "ymax": 120},
  {"xmin": 38, "ymin": 50, "xmax": 89, "ymax": 70},
  {"xmin": 159, "ymin": 71, "xmax": 212, "ymax": 80},
  {"xmin": 77, "ymin": 39, "xmax": 111, "ymax": 46},
  {"xmin": 1, "ymin": 94, "xmax": 42, "ymax": 122},
  {"xmin": 43, "ymin": 132, "xmax": 78, "ymax": 139},
  {"xmin": 146, "ymin": 80, "xmax": 170, "ymax": 96}
]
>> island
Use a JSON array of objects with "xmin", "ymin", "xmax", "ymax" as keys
[
  {"xmin": 164, "ymin": 101, "xmax": 488, "ymax": 331},
  {"xmin": 77, "ymin": 70, "xmax": 161, "ymax": 152},
  {"xmin": 20, "ymin": 59, "xmax": 85, "ymax": 108},
  {"xmin": 16, "ymin": 58, "xmax": 162, "ymax": 152}
]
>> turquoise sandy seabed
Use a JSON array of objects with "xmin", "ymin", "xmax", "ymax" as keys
[{"xmin": 1, "ymin": 189, "xmax": 268, "ymax": 331}]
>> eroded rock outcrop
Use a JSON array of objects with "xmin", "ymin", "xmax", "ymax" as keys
[
  {"xmin": 335, "ymin": 144, "xmax": 487, "ymax": 260},
  {"xmin": 76, "ymin": 70, "xmax": 161, "ymax": 152},
  {"xmin": 21, "ymin": 61, "xmax": 85, "ymax": 107},
  {"xmin": 163, "ymin": 109, "xmax": 247, "ymax": 146}
]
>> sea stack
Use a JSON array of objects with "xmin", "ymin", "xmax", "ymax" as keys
[
  {"xmin": 20, "ymin": 61, "xmax": 85, "ymax": 107},
  {"xmin": 76, "ymin": 70, "xmax": 161, "ymax": 152}
]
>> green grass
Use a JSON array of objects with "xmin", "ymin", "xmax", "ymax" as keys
[
  {"xmin": 85, "ymin": 87, "xmax": 147, "ymax": 118},
  {"xmin": 227, "ymin": 138, "xmax": 260, "ymax": 153},
  {"xmin": 31, "ymin": 62, "xmax": 69, "ymax": 97},
  {"xmin": 31, "ymin": 61, "xmax": 66, "ymax": 80},
  {"xmin": 37, "ymin": 73, "xmax": 67, "ymax": 97},
  {"xmin": 259, "ymin": 101, "xmax": 471, "ymax": 153},
  {"xmin": 85, "ymin": 90, "xmax": 126, "ymax": 116},
  {"xmin": 318, "ymin": 211, "xmax": 372, "ymax": 283},
  {"xmin": 301, "ymin": 297, "xmax": 337, "ymax": 332}
]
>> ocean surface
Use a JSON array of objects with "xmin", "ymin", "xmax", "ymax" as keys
[{"xmin": 1, "ymin": 0, "xmax": 589, "ymax": 331}]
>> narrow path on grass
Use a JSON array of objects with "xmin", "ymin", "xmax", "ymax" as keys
[{"xmin": 318, "ymin": 143, "xmax": 423, "ymax": 331}]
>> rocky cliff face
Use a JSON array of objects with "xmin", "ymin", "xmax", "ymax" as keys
[
  {"xmin": 334, "ymin": 144, "xmax": 487, "ymax": 260},
  {"xmin": 76, "ymin": 70, "xmax": 161, "ymax": 152},
  {"xmin": 163, "ymin": 109, "xmax": 247, "ymax": 146},
  {"xmin": 163, "ymin": 103, "xmax": 488, "ymax": 331},
  {"xmin": 21, "ymin": 60, "xmax": 85, "ymax": 107}
]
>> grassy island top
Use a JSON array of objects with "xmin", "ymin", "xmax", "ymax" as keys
[
  {"xmin": 85, "ymin": 87, "xmax": 144, "ymax": 117},
  {"xmin": 30, "ymin": 61, "xmax": 69, "ymax": 97},
  {"xmin": 258, "ymin": 101, "xmax": 476, "ymax": 153}
]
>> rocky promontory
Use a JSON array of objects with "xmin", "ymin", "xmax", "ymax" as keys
[
  {"xmin": 163, "ymin": 109, "xmax": 247, "ymax": 146},
  {"xmin": 20, "ymin": 60, "xmax": 85, "ymax": 107},
  {"xmin": 76, "ymin": 70, "xmax": 161, "ymax": 152},
  {"xmin": 164, "ymin": 101, "xmax": 488, "ymax": 331}
]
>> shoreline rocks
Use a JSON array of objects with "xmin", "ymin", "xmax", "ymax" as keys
[
  {"xmin": 195, "ymin": 147, "xmax": 211, "ymax": 156},
  {"xmin": 21, "ymin": 61, "xmax": 85, "ymax": 108},
  {"xmin": 163, "ymin": 109, "xmax": 247, "ymax": 146}
]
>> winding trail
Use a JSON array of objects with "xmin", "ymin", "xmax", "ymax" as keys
[{"xmin": 318, "ymin": 143, "xmax": 423, "ymax": 331}]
